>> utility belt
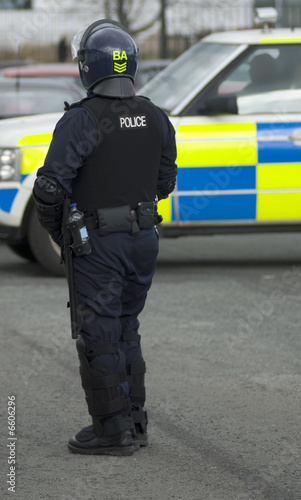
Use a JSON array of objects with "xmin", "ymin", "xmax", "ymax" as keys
[{"xmin": 84, "ymin": 202, "xmax": 163, "ymax": 237}]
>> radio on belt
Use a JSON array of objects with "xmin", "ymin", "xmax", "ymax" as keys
[{"xmin": 66, "ymin": 203, "xmax": 92, "ymax": 256}]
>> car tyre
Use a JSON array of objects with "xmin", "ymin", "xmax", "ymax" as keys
[
  {"xmin": 28, "ymin": 210, "xmax": 65, "ymax": 277},
  {"xmin": 8, "ymin": 242, "xmax": 37, "ymax": 262}
]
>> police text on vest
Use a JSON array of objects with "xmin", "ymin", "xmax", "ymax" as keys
[{"xmin": 119, "ymin": 115, "xmax": 147, "ymax": 129}]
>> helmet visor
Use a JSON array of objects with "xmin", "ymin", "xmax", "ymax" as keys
[{"xmin": 71, "ymin": 27, "xmax": 87, "ymax": 60}]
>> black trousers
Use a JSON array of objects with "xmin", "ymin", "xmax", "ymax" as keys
[{"xmin": 72, "ymin": 227, "xmax": 158, "ymax": 432}]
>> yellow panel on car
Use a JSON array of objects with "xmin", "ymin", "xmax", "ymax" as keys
[
  {"xmin": 176, "ymin": 122, "xmax": 257, "ymax": 167},
  {"xmin": 158, "ymin": 197, "xmax": 172, "ymax": 223},
  {"xmin": 257, "ymin": 163, "xmax": 301, "ymax": 189},
  {"xmin": 20, "ymin": 148, "xmax": 49, "ymax": 175},
  {"xmin": 257, "ymin": 192, "xmax": 301, "ymax": 220},
  {"xmin": 177, "ymin": 140, "xmax": 257, "ymax": 167},
  {"xmin": 177, "ymin": 122, "xmax": 256, "ymax": 139},
  {"xmin": 18, "ymin": 133, "xmax": 53, "ymax": 146}
]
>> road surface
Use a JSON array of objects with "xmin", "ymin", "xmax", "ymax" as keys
[{"xmin": 1, "ymin": 233, "xmax": 300, "ymax": 500}]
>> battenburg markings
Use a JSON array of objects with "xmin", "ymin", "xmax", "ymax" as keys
[{"xmin": 120, "ymin": 115, "xmax": 147, "ymax": 129}]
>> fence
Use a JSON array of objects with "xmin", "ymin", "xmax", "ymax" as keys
[{"xmin": 0, "ymin": 1, "xmax": 301, "ymax": 63}]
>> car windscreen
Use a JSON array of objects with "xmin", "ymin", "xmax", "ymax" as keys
[{"xmin": 140, "ymin": 42, "xmax": 239, "ymax": 113}]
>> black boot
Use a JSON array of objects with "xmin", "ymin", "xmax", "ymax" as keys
[
  {"xmin": 131, "ymin": 424, "xmax": 148, "ymax": 447},
  {"xmin": 135, "ymin": 427, "xmax": 148, "ymax": 447},
  {"xmin": 68, "ymin": 425, "xmax": 135, "ymax": 456},
  {"xmin": 132, "ymin": 404, "xmax": 148, "ymax": 447}
]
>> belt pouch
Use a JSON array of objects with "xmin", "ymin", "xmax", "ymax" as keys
[
  {"xmin": 97, "ymin": 205, "xmax": 132, "ymax": 236},
  {"xmin": 137, "ymin": 202, "xmax": 155, "ymax": 229}
]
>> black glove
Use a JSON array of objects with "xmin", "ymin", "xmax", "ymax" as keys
[{"xmin": 49, "ymin": 229, "xmax": 63, "ymax": 247}]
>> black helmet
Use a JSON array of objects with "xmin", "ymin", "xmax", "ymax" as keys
[{"xmin": 71, "ymin": 19, "xmax": 138, "ymax": 90}]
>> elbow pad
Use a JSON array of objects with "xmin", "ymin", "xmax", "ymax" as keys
[
  {"xmin": 33, "ymin": 175, "xmax": 65, "ymax": 204},
  {"xmin": 33, "ymin": 175, "xmax": 65, "ymax": 234}
]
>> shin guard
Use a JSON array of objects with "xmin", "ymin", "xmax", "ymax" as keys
[{"xmin": 76, "ymin": 335, "xmax": 132, "ymax": 437}]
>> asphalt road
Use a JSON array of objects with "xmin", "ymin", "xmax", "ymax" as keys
[{"xmin": 1, "ymin": 233, "xmax": 301, "ymax": 500}]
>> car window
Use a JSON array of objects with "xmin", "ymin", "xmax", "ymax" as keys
[
  {"xmin": 237, "ymin": 89, "xmax": 301, "ymax": 114},
  {"xmin": 17, "ymin": 74, "xmax": 82, "ymax": 88},
  {"xmin": 198, "ymin": 44, "xmax": 301, "ymax": 115},
  {"xmin": 142, "ymin": 42, "xmax": 239, "ymax": 112},
  {"xmin": 218, "ymin": 45, "xmax": 301, "ymax": 95},
  {"xmin": 135, "ymin": 66, "xmax": 168, "ymax": 89},
  {"xmin": 26, "ymin": 75, "xmax": 82, "ymax": 87}
]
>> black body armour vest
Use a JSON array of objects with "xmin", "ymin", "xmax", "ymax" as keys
[{"xmin": 71, "ymin": 95, "xmax": 163, "ymax": 211}]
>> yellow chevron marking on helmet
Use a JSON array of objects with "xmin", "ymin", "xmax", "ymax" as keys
[{"xmin": 113, "ymin": 62, "xmax": 127, "ymax": 73}]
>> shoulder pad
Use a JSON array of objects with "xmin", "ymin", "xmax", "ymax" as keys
[
  {"xmin": 135, "ymin": 95, "xmax": 150, "ymax": 102},
  {"xmin": 64, "ymin": 96, "xmax": 91, "ymax": 111}
]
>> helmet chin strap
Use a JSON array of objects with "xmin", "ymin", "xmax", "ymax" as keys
[{"xmin": 91, "ymin": 77, "xmax": 136, "ymax": 98}]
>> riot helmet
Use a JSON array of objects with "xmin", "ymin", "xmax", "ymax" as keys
[{"xmin": 71, "ymin": 19, "xmax": 138, "ymax": 91}]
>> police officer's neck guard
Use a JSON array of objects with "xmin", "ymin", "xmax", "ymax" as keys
[{"xmin": 91, "ymin": 76, "xmax": 135, "ymax": 99}]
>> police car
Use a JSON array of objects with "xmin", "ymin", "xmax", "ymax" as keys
[{"xmin": 1, "ymin": 21, "xmax": 301, "ymax": 275}]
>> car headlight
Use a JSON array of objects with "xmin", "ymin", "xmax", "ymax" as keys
[{"xmin": 0, "ymin": 149, "xmax": 20, "ymax": 181}]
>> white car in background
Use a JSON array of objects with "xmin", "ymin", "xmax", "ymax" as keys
[{"xmin": 1, "ymin": 20, "xmax": 301, "ymax": 274}]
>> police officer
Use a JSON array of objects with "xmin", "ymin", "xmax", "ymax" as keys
[{"xmin": 32, "ymin": 20, "xmax": 177, "ymax": 456}]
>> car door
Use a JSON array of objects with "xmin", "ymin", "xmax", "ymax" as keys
[{"xmin": 173, "ymin": 43, "xmax": 301, "ymax": 230}]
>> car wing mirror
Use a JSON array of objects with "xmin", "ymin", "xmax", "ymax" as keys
[{"xmin": 197, "ymin": 95, "xmax": 238, "ymax": 115}]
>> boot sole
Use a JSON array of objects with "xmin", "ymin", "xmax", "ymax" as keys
[
  {"xmin": 67, "ymin": 443, "xmax": 135, "ymax": 456},
  {"xmin": 137, "ymin": 441, "xmax": 148, "ymax": 447},
  {"xmin": 136, "ymin": 434, "xmax": 148, "ymax": 447},
  {"xmin": 133, "ymin": 440, "xmax": 148, "ymax": 450}
]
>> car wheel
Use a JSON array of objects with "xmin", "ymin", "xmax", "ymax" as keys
[
  {"xmin": 8, "ymin": 242, "xmax": 37, "ymax": 262},
  {"xmin": 28, "ymin": 210, "xmax": 65, "ymax": 277}
]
